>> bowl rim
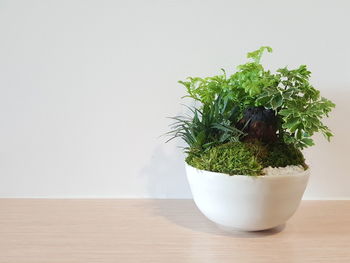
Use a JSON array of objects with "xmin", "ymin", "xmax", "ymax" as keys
[{"xmin": 185, "ymin": 163, "xmax": 310, "ymax": 179}]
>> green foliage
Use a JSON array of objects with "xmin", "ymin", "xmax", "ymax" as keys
[
  {"xmin": 256, "ymin": 65, "xmax": 335, "ymax": 148},
  {"xmin": 175, "ymin": 46, "xmax": 335, "ymax": 150},
  {"xmin": 166, "ymin": 96, "xmax": 245, "ymax": 152},
  {"xmin": 166, "ymin": 46, "xmax": 335, "ymax": 175},
  {"xmin": 247, "ymin": 46, "xmax": 273, "ymax": 64},
  {"xmin": 179, "ymin": 71, "xmax": 229, "ymax": 105},
  {"xmin": 234, "ymin": 46, "xmax": 274, "ymax": 97},
  {"xmin": 179, "ymin": 46, "xmax": 274, "ymax": 107},
  {"xmin": 186, "ymin": 141, "xmax": 306, "ymax": 176}
]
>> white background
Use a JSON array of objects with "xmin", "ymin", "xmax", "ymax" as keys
[{"xmin": 0, "ymin": 0, "xmax": 349, "ymax": 199}]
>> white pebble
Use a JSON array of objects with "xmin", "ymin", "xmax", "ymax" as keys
[{"xmin": 262, "ymin": 165, "xmax": 305, "ymax": 176}]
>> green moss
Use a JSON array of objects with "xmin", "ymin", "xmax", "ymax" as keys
[
  {"xmin": 186, "ymin": 142, "xmax": 263, "ymax": 176},
  {"xmin": 262, "ymin": 142, "xmax": 306, "ymax": 169},
  {"xmin": 186, "ymin": 141, "xmax": 306, "ymax": 176}
]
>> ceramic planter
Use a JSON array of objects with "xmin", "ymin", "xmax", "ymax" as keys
[{"xmin": 186, "ymin": 164, "xmax": 310, "ymax": 231}]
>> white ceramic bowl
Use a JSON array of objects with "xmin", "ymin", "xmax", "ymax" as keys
[{"xmin": 185, "ymin": 164, "xmax": 310, "ymax": 231}]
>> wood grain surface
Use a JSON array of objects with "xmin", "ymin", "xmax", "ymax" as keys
[{"xmin": 0, "ymin": 199, "xmax": 349, "ymax": 263}]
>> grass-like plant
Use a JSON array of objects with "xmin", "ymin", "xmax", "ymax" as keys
[
  {"xmin": 167, "ymin": 47, "xmax": 335, "ymax": 175},
  {"xmin": 166, "ymin": 96, "xmax": 245, "ymax": 152}
]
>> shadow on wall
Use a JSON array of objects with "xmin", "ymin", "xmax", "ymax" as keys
[
  {"xmin": 140, "ymin": 144, "xmax": 192, "ymax": 198},
  {"xmin": 303, "ymin": 89, "xmax": 350, "ymax": 198}
]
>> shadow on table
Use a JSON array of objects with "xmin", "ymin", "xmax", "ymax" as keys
[
  {"xmin": 149, "ymin": 199, "xmax": 285, "ymax": 238},
  {"xmin": 141, "ymin": 142, "xmax": 286, "ymax": 237}
]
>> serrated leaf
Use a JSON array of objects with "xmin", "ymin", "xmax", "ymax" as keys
[
  {"xmin": 302, "ymin": 138, "xmax": 314, "ymax": 146},
  {"xmin": 282, "ymin": 117, "xmax": 300, "ymax": 132},
  {"xmin": 270, "ymin": 94, "xmax": 283, "ymax": 109},
  {"xmin": 279, "ymin": 109, "xmax": 294, "ymax": 117}
]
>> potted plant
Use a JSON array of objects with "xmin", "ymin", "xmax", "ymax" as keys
[{"xmin": 167, "ymin": 47, "xmax": 335, "ymax": 231}]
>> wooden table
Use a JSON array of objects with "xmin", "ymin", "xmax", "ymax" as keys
[{"xmin": 0, "ymin": 200, "xmax": 349, "ymax": 262}]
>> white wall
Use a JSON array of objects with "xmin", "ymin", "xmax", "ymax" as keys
[{"xmin": 0, "ymin": 0, "xmax": 349, "ymax": 199}]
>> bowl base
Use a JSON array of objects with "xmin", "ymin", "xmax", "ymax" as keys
[{"xmin": 216, "ymin": 223, "xmax": 285, "ymax": 232}]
